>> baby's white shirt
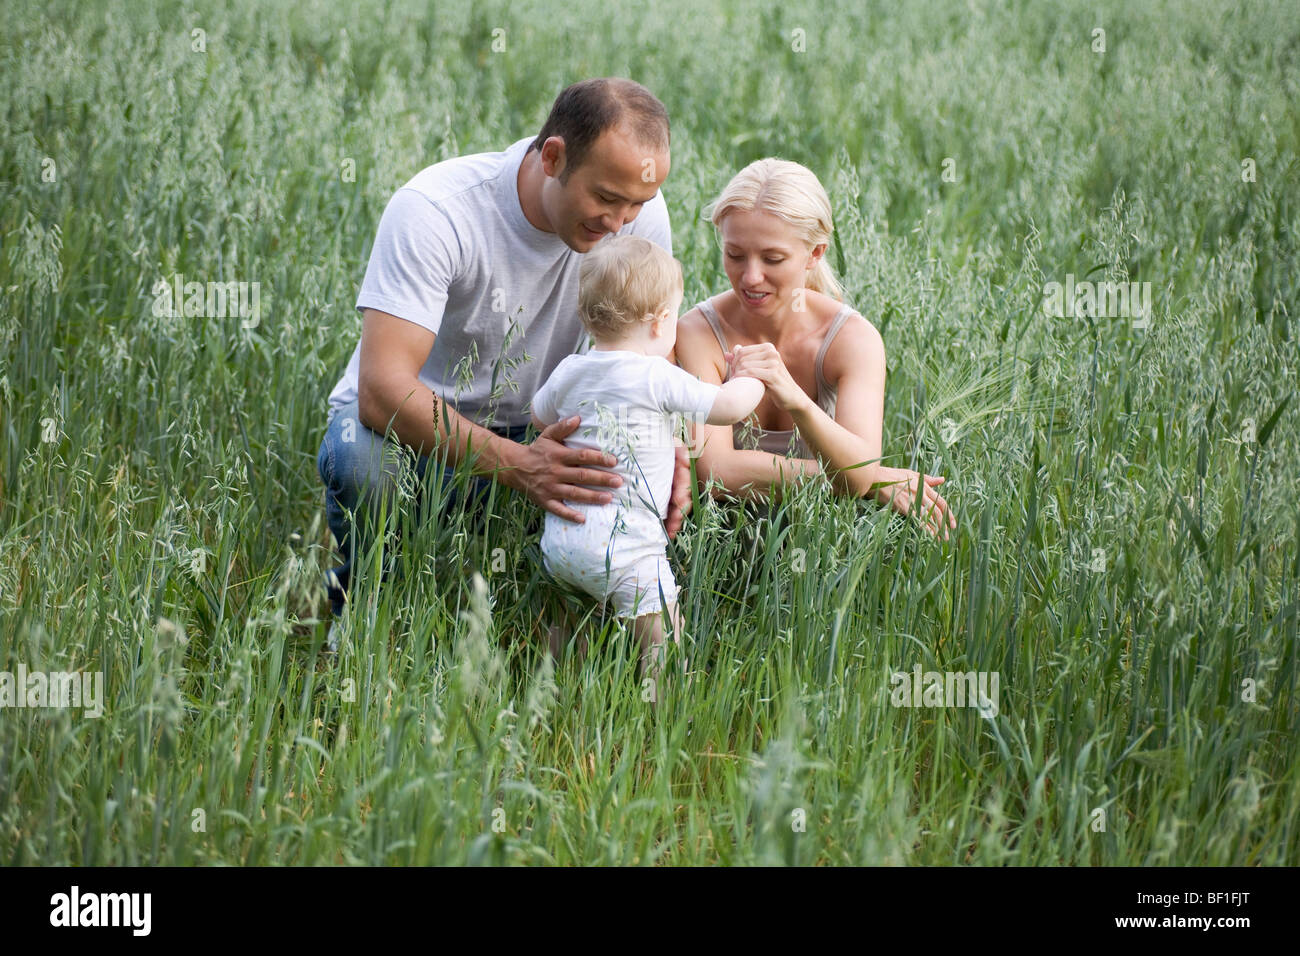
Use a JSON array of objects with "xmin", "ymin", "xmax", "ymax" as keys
[{"xmin": 531, "ymin": 350, "xmax": 720, "ymax": 520}]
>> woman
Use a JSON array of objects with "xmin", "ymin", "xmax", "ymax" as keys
[{"xmin": 674, "ymin": 158, "xmax": 956, "ymax": 538}]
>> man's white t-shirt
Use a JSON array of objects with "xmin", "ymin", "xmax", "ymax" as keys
[
  {"xmin": 327, "ymin": 137, "xmax": 673, "ymax": 429},
  {"xmin": 530, "ymin": 350, "xmax": 720, "ymax": 520}
]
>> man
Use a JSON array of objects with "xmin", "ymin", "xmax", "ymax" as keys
[{"xmin": 316, "ymin": 77, "xmax": 692, "ymax": 648}]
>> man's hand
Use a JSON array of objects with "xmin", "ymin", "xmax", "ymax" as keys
[
  {"xmin": 508, "ymin": 416, "xmax": 623, "ymax": 523},
  {"xmin": 665, "ymin": 443, "xmax": 692, "ymax": 539}
]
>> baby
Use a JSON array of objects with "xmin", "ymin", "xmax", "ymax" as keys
[{"xmin": 530, "ymin": 234, "xmax": 763, "ymax": 686}]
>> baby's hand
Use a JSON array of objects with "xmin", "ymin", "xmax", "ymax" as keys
[{"xmin": 723, "ymin": 345, "xmax": 738, "ymax": 381}]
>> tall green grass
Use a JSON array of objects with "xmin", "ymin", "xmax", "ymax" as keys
[{"xmin": 1, "ymin": 0, "xmax": 1297, "ymax": 864}]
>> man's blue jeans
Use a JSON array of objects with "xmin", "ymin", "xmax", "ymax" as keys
[{"xmin": 316, "ymin": 400, "xmax": 531, "ymax": 618}]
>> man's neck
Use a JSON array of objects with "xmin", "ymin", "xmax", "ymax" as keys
[{"xmin": 516, "ymin": 149, "xmax": 554, "ymax": 233}]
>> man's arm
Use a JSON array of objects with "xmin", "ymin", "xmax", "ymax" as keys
[{"xmin": 357, "ymin": 308, "xmax": 622, "ymax": 522}]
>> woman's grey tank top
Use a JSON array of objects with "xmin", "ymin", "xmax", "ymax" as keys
[{"xmin": 694, "ymin": 296, "xmax": 856, "ymax": 460}]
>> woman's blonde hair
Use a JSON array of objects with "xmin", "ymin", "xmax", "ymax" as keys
[
  {"xmin": 578, "ymin": 234, "xmax": 683, "ymax": 339},
  {"xmin": 704, "ymin": 158, "xmax": 843, "ymax": 301}
]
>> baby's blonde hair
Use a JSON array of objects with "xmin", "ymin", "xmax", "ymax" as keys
[
  {"xmin": 704, "ymin": 158, "xmax": 843, "ymax": 301},
  {"xmin": 578, "ymin": 234, "xmax": 683, "ymax": 340}
]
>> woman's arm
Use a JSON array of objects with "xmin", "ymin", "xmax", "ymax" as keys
[
  {"xmin": 731, "ymin": 314, "xmax": 956, "ymax": 537},
  {"xmin": 673, "ymin": 309, "xmax": 820, "ymax": 499}
]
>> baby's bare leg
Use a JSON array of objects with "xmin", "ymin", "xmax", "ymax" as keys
[
  {"xmin": 545, "ymin": 601, "xmax": 588, "ymax": 664},
  {"xmin": 632, "ymin": 602, "xmax": 684, "ymax": 704}
]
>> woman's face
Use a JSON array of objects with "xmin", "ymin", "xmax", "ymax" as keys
[{"xmin": 719, "ymin": 208, "xmax": 823, "ymax": 318}]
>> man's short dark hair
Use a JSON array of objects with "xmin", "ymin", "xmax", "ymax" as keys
[{"xmin": 529, "ymin": 78, "xmax": 670, "ymax": 183}]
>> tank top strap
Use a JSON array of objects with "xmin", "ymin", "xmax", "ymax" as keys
[
  {"xmin": 695, "ymin": 297, "xmax": 732, "ymax": 362},
  {"xmin": 814, "ymin": 303, "xmax": 857, "ymax": 398}
]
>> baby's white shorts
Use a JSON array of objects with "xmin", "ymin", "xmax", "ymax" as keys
[{"xmin": 541, "ymin": 504, "xmax": 677, "ymax": 618}]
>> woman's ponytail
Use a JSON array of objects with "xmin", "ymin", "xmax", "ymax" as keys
[{"xmin": 806, "ymin": 255, "xmax": 843, "ymax": 302}]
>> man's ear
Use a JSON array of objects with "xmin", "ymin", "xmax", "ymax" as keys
[{"xmin": 540, "ymin": 136, "xmax": 567, "ymax": 180}]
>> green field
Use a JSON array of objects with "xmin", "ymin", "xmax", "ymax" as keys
[{"xmin": 1, "ymin": 0, "xmax": 1297, "ymax": 865}]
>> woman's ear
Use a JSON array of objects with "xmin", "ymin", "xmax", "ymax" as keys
[{"xmin": 807, "ymin": 242, "xmax": 828, "ymax": 268}]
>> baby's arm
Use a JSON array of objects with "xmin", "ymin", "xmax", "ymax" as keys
[
  {"xmin": 530, "ymin": 376, "xmax": 561, "ymax": 431},
  {"xmin": 706, "ymin": 376, "xmax": 764, "ymax": 425}
]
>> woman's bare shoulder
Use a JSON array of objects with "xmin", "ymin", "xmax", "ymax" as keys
[
  {"xmin": 672, "ymin": 298, "xmax": 726, "ymax": 374},
  {"xmin": 804, "ymin": 288, "xmax": 846, "ymax": 321},
  {"xmin": 676, "ymin": 300, "xmax": 710, "ymax": 333},
  {"xmin": 822, "ymin": 302, "xmax": 886, "ymax": 381},
  {"xmin": 677, "ymin": 303, "xmax": 717, "ymax": 345}
]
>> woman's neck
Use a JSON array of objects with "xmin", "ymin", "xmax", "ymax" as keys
[{"xmin": 723, "ymin": 290, "xmax": 813, "ymax": 347}]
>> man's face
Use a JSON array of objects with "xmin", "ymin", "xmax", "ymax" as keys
[{"xmin": 539, "ymin": 123, "xmax": 670, "ymax": 252}]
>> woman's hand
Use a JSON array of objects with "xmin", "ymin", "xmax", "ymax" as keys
[
  {"xmin": 868, "ymin": 465, "xmax": 956, "ymax": 540},
  {"xmin": 727, "ymin": 343, "xmax": 812, "ymax": 413}
]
